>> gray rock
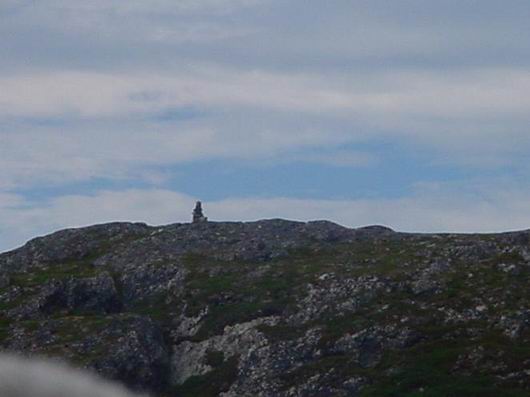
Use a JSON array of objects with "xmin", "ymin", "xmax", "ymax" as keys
[
  {"xmin": 8, "ymin": 273, "xmax": 121, "ymax": 320},
  {"xmin": 1, "ymin": 220, "xmax": 530, "ymax": 396},
  {"xmin": 90, "ymin": 316, "xmax": 169, "ymax": 393}
]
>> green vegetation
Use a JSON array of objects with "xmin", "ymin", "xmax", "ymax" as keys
[
  {"xmin": 183, "ymin": 252, "xmax": 305, "ymax": 340},
  {"xmin": 131, "ymin": 291, "xmax": 176, "ymax": 323},
  {"xmin": 0, "ymin": 316, "xmax": 10, "ymax": 344},
  {"xmin": 10, "ymin": 260, "xmax": 100, "ymax": 288},
  {"xmin": 205, "ymin": 349, "xmax": 225, "ymax": 367},
  {"xmin": 181, "ymin": 237, "xmax": 432, "ymax": 343},
  {"xmin": 316, "ymin": 314, "xmax": 369, "ymax": 348},
  {"xmin": 7, "ymin": 230, "xmax": 151, "ymax": 290},
  {"xmin": 3, "ymin": 225, "xmax": 530, "ymax": 395},
  {"xmin": 0, "ymin": 292, "xmax": 28, "ymax": 311},
  {"xmin": 360, "ymin": 338, "xmax": 528, "ymax": 397}
]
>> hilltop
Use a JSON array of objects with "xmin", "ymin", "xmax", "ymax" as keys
[{"xmin": 0, "ymin": 220, "xmax": 529, "ymax": 396}]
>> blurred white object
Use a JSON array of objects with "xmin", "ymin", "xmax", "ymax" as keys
[{"xmin": 0, "ymin": 354, "xmax": 145, "ymax": 397}]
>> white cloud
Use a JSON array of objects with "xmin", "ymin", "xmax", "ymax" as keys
[
  {"xmin": 0, "ymin": 119, "xmax": 355, "ymax": 189},
  {"xmin": 3, "ymin": 0, "xmax": 266, "ymax": 18},
  {"xmin": 293, "ymin": 150, "xmax": 378, "ymax": 167},
  {"xmin": 0, "ymin": 193, "xmax": 25, "ymax": 208},
  {"xmin": 42, "ymin": 0, "xmax": 265, "ymax": 13},
  {"xmin": 2, "ymin": 183, "xmax": 530, "ymax": 253},
  {"xmin": 2, "ymin": 68, "xmax": 530, "ymax": 121},
  {"xmin": 0, "ymin": 0, "xmax": 265, "ymax": 45},
  {"xmin": 0, "ymin": 66, "xmax": 529, "ymax": 191},
  {"xmin": 209, "ymin": 189, "xmax": 530, "ymax": 234},
  {"xmin": 1, "ymin": 0, "xmax": 529, "ymax": 250}
]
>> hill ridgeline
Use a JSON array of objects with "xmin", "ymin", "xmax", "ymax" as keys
[{"xmin": 1, "ymin": 219, "xmax": 529, "ymax": 396}]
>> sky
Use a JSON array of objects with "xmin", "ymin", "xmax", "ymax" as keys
[{"xmin": 1, "ymin": 0, "xmax": 530, "ymax": 252}]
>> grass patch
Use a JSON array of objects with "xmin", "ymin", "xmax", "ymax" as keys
[
  {"xmin": 183, "ymin": 251, "xmax": 304, "ymax": 340},
  {"xmin": 205, "ymin": 349, "xmax": 225, "ymax": 367},
  {"xmin": 279, "ymin": 354, "xmax": 357, "ymax": 390},
  {"xmin": 0, "ymin": 316, "xmax": 10, "ymax": 344},
  {"xmin": 130, "ymin": 292, "xmax": 176, "ymax": 323},
  {"xmin": 360, "ymin": 338, "xmax": 528, "ymax": 397},
  {"xmin": 10, "ymin": 260, "xmax": 100, "ymax": 288}
]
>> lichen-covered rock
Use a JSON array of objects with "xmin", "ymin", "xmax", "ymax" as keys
[
  {"xmin": 0, "ymin": 223, "xmax": 151, "ymax": 273},
  {"xmin": 8, "ymin": 273, "xmax": 121, "ymax": 320},
  {"xmin": 171, "ymin": 317, "xmax": 277, "ymax": 385},
  {"xmin": 89, "ymin": 316, "xmax": 169, "ymax": 393},
  {"xmin": 1, "ymin": 220, "xmax": 530, "ymax": 396}
]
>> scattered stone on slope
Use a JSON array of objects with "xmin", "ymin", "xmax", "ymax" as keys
[
  {"xmin": 89, "ymin": 315, "xmax": 169, "ymax": 393},
  {"xmin": 7, "ymin": 273, "xmax": 121, "ymax": 320},
  {"xmin": 0, "ymin": 220, "xmax": 529, "ymax": 396}
]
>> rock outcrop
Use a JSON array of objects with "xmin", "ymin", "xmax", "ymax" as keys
[{"xmin": 1, "ymin": 220, "xmax": 529, "ymax": 396}]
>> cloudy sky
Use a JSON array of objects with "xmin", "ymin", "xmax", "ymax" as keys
[{"xmin": 1, "ymin": 0, "xmax": 530, "ymax": 251}]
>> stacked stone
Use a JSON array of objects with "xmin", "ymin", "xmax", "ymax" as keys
[{"xmin": 192, "ymin": 201, "xmax": 208, "ymax": 223}]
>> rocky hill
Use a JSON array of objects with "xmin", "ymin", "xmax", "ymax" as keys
[{"xmin": 0, "ymin": 219, "xmax": 529, "ymax": 396}]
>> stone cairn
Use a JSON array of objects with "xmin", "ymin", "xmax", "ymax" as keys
[{"xmin": 192, "ymin": 201, "xmax": 208, "ymax": 223}]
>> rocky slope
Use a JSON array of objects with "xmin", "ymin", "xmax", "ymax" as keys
[{"xmin": 0, "ymin": 219, "xmax": 529, "ymax": 396}]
